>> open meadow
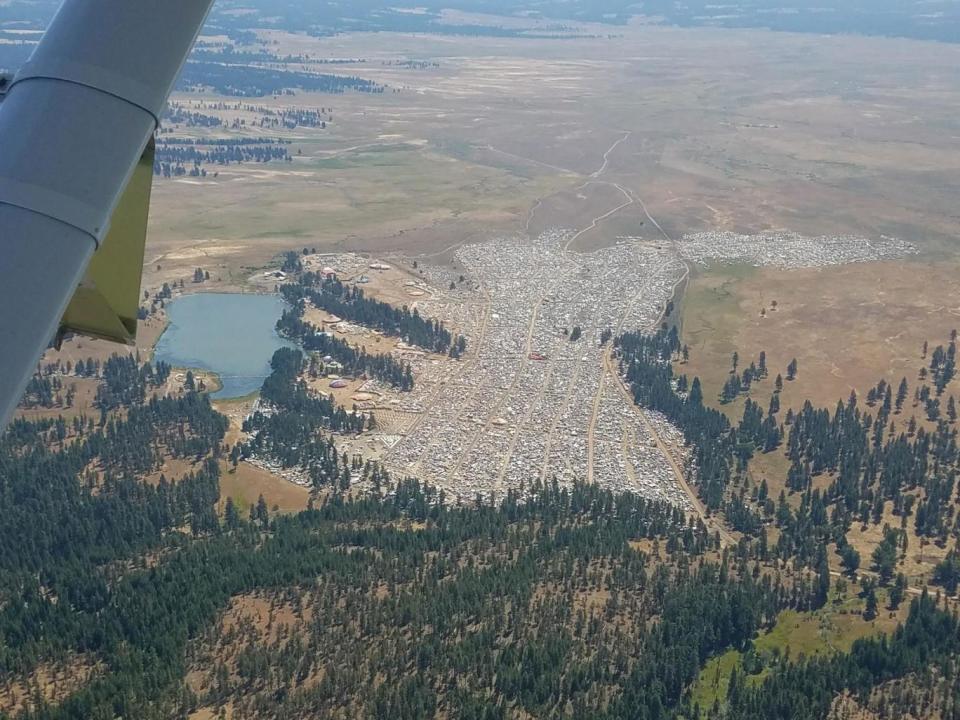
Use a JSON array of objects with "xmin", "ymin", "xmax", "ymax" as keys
[{"xmin": 143, "ymin": 23, "xmax": 960, "ymax": 296}]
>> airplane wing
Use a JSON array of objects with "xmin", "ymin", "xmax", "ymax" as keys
[
  {"xmin": 0, "ymin": 0, "xmax": 215, "ymax": 426},
  {"xmin": 59, "ymin": 137, "xmax": 155, "ymax": 347}
]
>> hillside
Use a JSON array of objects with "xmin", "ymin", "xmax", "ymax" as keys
[{"xmin": 1, "ymin": 337, "xmax": 959, "ymax": 719}]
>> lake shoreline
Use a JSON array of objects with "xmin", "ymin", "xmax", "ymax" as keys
[{"xmin": 152, "ymin": 292, "xmax": 293, "ymax": 400}]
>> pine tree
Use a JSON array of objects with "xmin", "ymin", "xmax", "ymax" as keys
[
  {"xmin": 896, "ymin": 377, "xmax": 908, "ymax": 412},
  {"xmin": 864, "ymin": 584, "xmax": 879, "ymax": 620},
  {"xmin": 728, "ymin": 665, "xmax": 743, "ymax": 707},
  {"xmin": 872, "ymin": 529, "xmax": 898, "ymax": 584},
  {"xmin": 839, "ymin": 543, "xmax": 860, "ymax": 575},
  {"xmin": 815, "ymin": 543, "xmax": 830, "ymax": 607},
  {"xmin": 224, "ymin": 496, "xmax": 240, "ymax": 529},
  {"xmin": 689, "ymin": 377, "xmax": 703, "ymax": 406},
  {"xmin": 888, "ymin": 573, "xmax": 907, "ymax": 609},
  {"xmin": 768, "ymin": 394, "xmax": 780, "ymax": 416},
  {"xmin": 255, "ymin": 494, "xmax": 269, "ymax": 526}
]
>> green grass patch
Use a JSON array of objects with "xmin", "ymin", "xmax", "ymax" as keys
[
  {"xmin": 679, "ymin": 262, "xmax": 757, "ymax": 354},
  {"xmin": 686, "ymin": 594, "xmax": 885, "ymax": 717},
  {"xmin": 153, "ymin": 140, "xmax": 568, "ymax": 258},
  {"xmin": 676, "ymin": 262, "xmax": 759, "ymax": 422},
  {"xmin": 690, "ymin": 648, "xmax": 741, "ymax": 711},
  {"xmin": 310, "ymin": 145, "xmax": 418, "ymax": 170}
]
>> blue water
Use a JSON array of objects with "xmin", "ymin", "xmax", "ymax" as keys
[{"xmin": 154, "ymin": 293, "xmax": 294, "ymax": 399}]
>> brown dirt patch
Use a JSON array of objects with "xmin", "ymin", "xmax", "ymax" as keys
[
  {"xmin": 218, "ymin": 460, "xmax": 310, "ymax": 515},
  {"xmin": 0, "ymin": 656, "xmax": 102, "ymax": 716}
]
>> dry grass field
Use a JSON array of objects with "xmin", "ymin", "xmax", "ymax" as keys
[
  {"xmin": 678, "ymin": 258, "xmax": 960, "ymax": 584},
  {"xmin": 680, "ymin": 259, "xmax": 960, "ymax": 423},
  {"xmin": 217, "ymin": 461, "xmax": 310, "ymax": 516},
  {"xmin": 144, "ymin": 24, "xmax": 960, "ymax": 298}
]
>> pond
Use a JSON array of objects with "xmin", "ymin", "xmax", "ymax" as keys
[{"xmin": 153, "ymin": 293, "xmax": 294, "ymax": 400}]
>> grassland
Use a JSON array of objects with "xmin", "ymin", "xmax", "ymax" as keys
[
  {"xmin": 217, "ymin": 461, "xmax": 310, "ymax": 516},
  {"xmin": 676, "ymin": 257, "xmax": 960, "ymax": 587},
  {"xmin": 690, "ymin": 592, "xmax": 910, "ymax": 712},
  {"xmin": 679, "ymin": 259, "xmax": 960, "ymax": 423},
  {"xmin": 139, "ymin": 24, "xmax": 960, "ymax": 301},
  {"xmin": 677, "ymin": 258, "xmax": 960, "ymax": 459},
  {"xmin": 146, "ymin": 142, "xmax": 562, "ymax": 291}
]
